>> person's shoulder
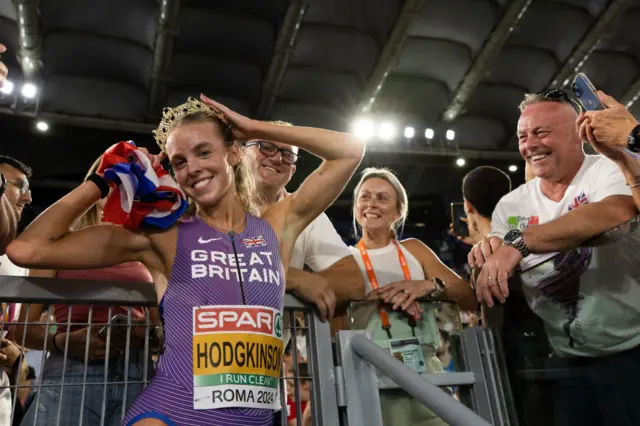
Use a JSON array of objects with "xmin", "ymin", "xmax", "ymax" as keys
[
  {"xmin": 301, "ymin": 212, "xmax": 335, "ymax": 236},
  {"xmin": 498, "ymin": 179, "xmax": 537, "ymax": 204},
  {"xmin": 399, "ymin": 238, "xmax": 432, "ymax": 254},
  {"xmin": 583, "ymin": 154, "xmax": 620, "ymax": 174}
]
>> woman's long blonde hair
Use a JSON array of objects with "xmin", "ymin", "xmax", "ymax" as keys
[
  {"xmin": 352, "ymin": 167, "xmax": 409, "ymax": 239},
  {"xmin": 72, "ymin": 156, "xmax": 103, "ymax": 231}
]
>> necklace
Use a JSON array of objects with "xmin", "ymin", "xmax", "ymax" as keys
[{"xmin": 199, "ymin": 213, "xmax": 246, "ymax": 234}]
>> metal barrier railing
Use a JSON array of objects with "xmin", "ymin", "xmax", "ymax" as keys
[
  {"xmin": 336, "ymin": 300, "xmax": 512, "ymax": 426},
  {"xmin": 2, "ymin": 275, "xmax": 513, "ymax": 426},
  {"xmin": 0, "ymin": 275, "xmax": 338, "ymax": 426}
]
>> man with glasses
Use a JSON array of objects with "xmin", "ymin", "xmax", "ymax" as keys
[
  {"xmin": 245, "ymin": 127, "xmax": 365, "ymax": 426},
  {"xmin": 244, "ymin": 130, "xmax": 365, "ymax": 322},
  {"xmin": 469, "ymin": 89, "xmax": 640, "ymax": 426},
  {"xmin": 0, "ymin": 154, "xmax": 32, "ymax": 426}
]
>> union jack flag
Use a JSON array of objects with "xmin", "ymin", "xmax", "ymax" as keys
[
  {"xmin": 243, "ymin": 236, "xmax": 267, "ymax": 248},
  {"xmin": 568, "ymin": 192, "xmax": 589, "ymax": 211}
]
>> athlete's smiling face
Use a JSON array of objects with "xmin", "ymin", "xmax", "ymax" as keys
[{"xmin": 166, "ymin": 119, "xmax": 240, "ymax": 208}]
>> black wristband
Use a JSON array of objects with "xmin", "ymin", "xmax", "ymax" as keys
[
  {"xmin": 86, "ymin": 173, "xmax": 110, "ymax": 198},
  {"xmin": 0, "ymin": 172, "xmax": 6, "ymax": 198}
]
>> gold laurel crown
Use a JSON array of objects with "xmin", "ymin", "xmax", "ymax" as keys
[{"xmin": 153, "ymin": 97, "xmax": 231, "ymax": 151}]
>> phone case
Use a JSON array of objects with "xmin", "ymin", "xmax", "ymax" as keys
[{"xmin": 571, "ymin": 73, "xmax": 606, "ymax": 111}]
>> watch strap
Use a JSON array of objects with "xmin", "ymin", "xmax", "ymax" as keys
[
  {"xmin": 505, "ymin": 230, "xmax": 531, "ymax": 258},
  {"xmin": 429, "ymin": 278, "xmax": 445, "ymax": 298}
]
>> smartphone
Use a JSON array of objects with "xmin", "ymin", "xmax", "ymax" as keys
[
  {"xmin": 571, "ymin": 73, "xmax": 606, "ymax": 111},
  {"xmin": 98, "ymin": 314, "xmax": 131, "ymax": 340},
  {"xmin": 450, "ymin": 202, "xmax": 469, "ymax": 238}
]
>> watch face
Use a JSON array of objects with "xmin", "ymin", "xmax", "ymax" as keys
[{"xmin": 504, "ymin": 229, "xmax": 520, "ymax": 244}]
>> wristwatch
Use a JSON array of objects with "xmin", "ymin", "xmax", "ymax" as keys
[
  {"xmin": 429, "ymin": 277, "xmax": 446, "ymax": 299},
  {"xmin": 503, "ymin": 229, "xmax": 530, "ymax": 258},
  {"xmin": 628, "ymin": 123, "xmax": 640, "ymax": 153},
  {"xmin": 0, "ymin": 173, "xmax": 6, "ymax": 198}
]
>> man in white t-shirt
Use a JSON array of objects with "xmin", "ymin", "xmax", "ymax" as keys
[
  {"xmin": 0, "ymin": 152, "xmax": 33, "ymax": 426},
  {"xmin": 244, "ymin": 128, "xmax": 365, "ymax": 426},
  {"xmin": 469, "ymin": 90, "xmax": 640, "ymax": 426},
  {"xmin": 244, "ymin": 131, "xmax": 365, "ymax": 321}
]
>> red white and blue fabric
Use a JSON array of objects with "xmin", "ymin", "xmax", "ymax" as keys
[{"xmin": 97, "ymin": 141, "xmax": 188, "ymax": 230}]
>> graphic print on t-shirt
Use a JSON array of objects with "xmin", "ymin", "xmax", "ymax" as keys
[
  {"xmin": 533, "ymin": 248, "xmax": 592, "ymax": 348},
  {"xmin": 568, "ymin": 192, "xmax": 589, "ymax": 211},
  {"xmin": 507, "ymin": 215, "xmax": 539, "ymax": 230}
]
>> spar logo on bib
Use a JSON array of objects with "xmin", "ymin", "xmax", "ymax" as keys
[{"xmin": 192, "ymin": 305, "xmax": 284, "ymax": 411}]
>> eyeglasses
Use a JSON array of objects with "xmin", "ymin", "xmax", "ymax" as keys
[
  {"xmin": 246, "ymin": 140, "xmax": 299, "ymax": 165},
  {"xmin": 8, "ymin": 179, "xmax": 30, "ymax": 196},
  {"xmin": 537, "ymin": 88, "xmax": 583, "ymax": 112}
]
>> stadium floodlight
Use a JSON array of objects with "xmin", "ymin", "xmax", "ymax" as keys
[
  {"xmin": 1, "ymin": 80, "xmax": 14, "ymax": 95},
  {"xmin": 351, "ymin": 117, "xmax": 375, "ymax": 141},
  {"xmin": 36, "ymin": 121, "xmax": 49, "ymax": 132},
  {"xmin": 424, "ymin": 128, "xmax": 434, "ymax": 139},
  {"xmin": 378, "ymin": 121, "xmax": 396, "ymax": 142},
  {"xmin": 21, "ymin": 83, "xmax": 37, "ymax": 98},
  {"xmin": 446, "ymin": 129, "xmax": 455, "ymax": 141},
  {"xmin": 404, "ymin": 126, "xmax": 415, "ymax": 139}
]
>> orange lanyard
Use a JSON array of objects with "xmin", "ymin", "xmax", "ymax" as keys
[{"xmin": 357, "ymin": 239, "xmax": 414, "ymax": 338}]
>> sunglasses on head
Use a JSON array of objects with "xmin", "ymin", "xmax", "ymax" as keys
[
  {"xmin": 246, "ymin": 140, "xmax": 299, "ymax": 165},
  {"xmin": 537, "ymin": 88, "xmax": 583, "ymax": 112}
]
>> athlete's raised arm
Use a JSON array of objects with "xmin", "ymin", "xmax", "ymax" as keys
[
  {"xmin": 6, "ymin": 178, "xmax": 161, "ymax": 271},
  {"xmin": 200, "ymin": 95, "xmax": 365, "ymax": 246}
]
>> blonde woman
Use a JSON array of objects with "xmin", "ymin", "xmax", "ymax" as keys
[
  {"xmin": 8, "ymin": 95, "xmax": 364, "ymax": 426},
  {"xmin": 350, "ymin": 167, "xmax": 476, "ymax": 426}
]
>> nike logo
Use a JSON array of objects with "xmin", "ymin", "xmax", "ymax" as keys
[{"xmin": 198, "ymin": 237, "xmax": 222, "ymax": 244}]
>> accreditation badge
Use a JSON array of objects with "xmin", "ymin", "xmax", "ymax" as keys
[
  {"xmin": 192, "ymin": 305, "xmax": 284, "ymax": 410},
  {"xmin": 389, "ymin": 337, "xmax": 427, "ymax": 374}
]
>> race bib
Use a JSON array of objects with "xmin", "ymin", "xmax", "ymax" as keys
[
  {"xmin": 193, "ymin": 305, "xmax": 284, "ymax": 410},
  {"xmin": 389, "ymin": 337, "xmax": 427, "ymax": 374}
]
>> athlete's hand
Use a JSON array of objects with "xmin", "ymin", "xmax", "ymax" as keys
[
  {"xmin": 136, "ymin": 146, "xmax": 166, "ymax": 169},
  {"xmin": 0, "ymin": 44, "xmax": 8, "ymax": 89},
  {"xmin": 200, "ymin": 94, "xmax": 259, "ymax": 142}
]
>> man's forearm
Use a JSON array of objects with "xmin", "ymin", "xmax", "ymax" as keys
[
  {"xmin": 286, "ymin": 267, "xmax": 316, "ymax": 292},
  {"xmin": 318, "ymin": 256, "xmax": 365, "ymax": 302},
  {"xmin": 522, "ymin": 195, "xmax": 637, "ymax": 253}
]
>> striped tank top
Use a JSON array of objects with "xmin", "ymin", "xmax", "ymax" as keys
[{"xmin": 124, "ymin": 214, "xmax": 285, "ymax": 426}]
